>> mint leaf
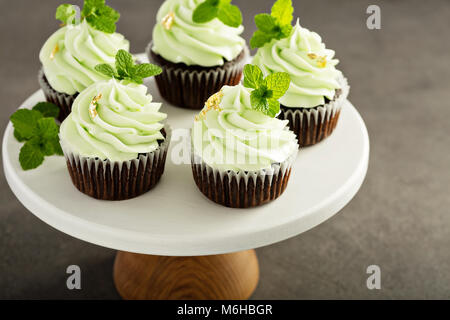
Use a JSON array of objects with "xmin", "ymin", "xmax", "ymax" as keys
[
  {"xmin": 265, "ymin": 72, "xmax": 290, "ymax": 99},
  {"xmin": 35, "ymin": 118, "xmax": 59, "ymax": 141},
  {"xmin": 243, "ymin": 64, "xmax": 290, "ymax": 117},
  {"xmin": 243, "ymin": 64, "xmax": 264, "ymax": 89},
  {"xmin": 116, "ymin": 49, "xmax": 134, "ymax": 78},
  {"xmin": 52, "ymin": 138, "xmax": 64, "ymax": 156},
  {"xmin": 56, "ymin": 0, "xmax": 119, "ymax": 33},
  {"xmin": 95, "ymin": 50, "xmax": 162, "ymax": 84},
  {"xmin": 14, "ymin": 129, "xmax": 26, "ymax": 142},
  {"xmin": 11, "ymin": 101, "xmax": 62, "ymax": 170},
  {"xmin": 280, "ymin": 24, "xmax": 293, "ymax": 38},
  {"xmin": 41, "ymin": 139, "xmax": 56, "ymax": 156},
  {"xmin": 271, "ymin": 0, "xmax": 293, "ymax": 25},
  {"xmin": 192, "ymin": 1, "xmax": 218, "ymax": 23},
  {"xmin": 133, "ymin": 63, "xmax": 162, "ymax": 78},
  {"xmin": 98, "ymin": 5, "xmax": 120, "ymax": 22},
  {"xmin": 254, "ymin": 14, "xmax": 277, "ymax": 32},
  {"xmin": 192, "ymin": 0, "xmax": 242, "ymax": 27},
  {"xmin": 250, "ymin": 0, "xmax": 294, "ymax": 48},
  {"xmin": 82, "ymin": 0, "xmax": 120, "ymax": 33},
  {"xmin": 32, "ymin": 102, "xmax": 60, "ymax": 118},
  {"xmin": 217, "ymin": 3, "xmax": 242, "ymax": 27},
  {"xmin": 250, "ymin": 90, "xmax": 269, "ymax": 114},
  {"xmin": 10, "ymin": 109, "xmax": 43, "ymax": 141},
  {"xmin": 82, "ymin": 0, "xmax": 104, "ymax": 16},
  {"xmin": 19, "ymin": 139, "xmax": 45, "ymax": 171},
  {"xmin": 86, "ymin": 15, "xmax": 117, "ymax": 34},
  {"xmin": 267, "ymin": 98, "xmax": 280, "ymax": 117},
  {"xmin": 86, "ymin": 6, "xmax": 119, "ymax": 33},
  {"xmin": 42, "ymin": 137, "xmax": 63, "ymax": 156},
  {"xmin": 56, "ymin": 4, "xmax": 77, "ymax": 25},
  {"xmin": 250, "ymin": 30, "xmax": 274, "ymax": 49},
  {"xmin": 95, "ymin": 63, "xmax": 117, "ymax": 78}
]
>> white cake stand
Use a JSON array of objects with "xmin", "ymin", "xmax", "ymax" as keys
[{"xmin": 3, "ymin": 59, "xmax": 369, "ymax": 299}]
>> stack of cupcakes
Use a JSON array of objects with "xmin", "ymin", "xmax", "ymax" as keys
[{"xmin": 17, "ymin": 0, "xmax": 351, "ymax": 206}]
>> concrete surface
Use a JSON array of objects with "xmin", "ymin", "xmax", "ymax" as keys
[{"xmin": 0, "ymin": 0, "xmax": 449, "ymax": 299}]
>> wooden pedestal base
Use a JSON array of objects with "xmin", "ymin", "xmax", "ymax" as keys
[{"xmin": 113, "ymin": 250, "xmax": 259, "ymax": 300}]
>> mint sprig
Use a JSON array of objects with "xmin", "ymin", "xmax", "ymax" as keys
[
  {"xmin": 95, "ymin": 49, "xmax": 162, "ymax": 84},
  {"xmin": 56, "ymin": 4, "xmax": 78, "ymax": 25},
  {"xmin": 193, "ymin": 0, "xmax": 242, "ymax": 28},
  {"xmin": 250, "ymin": 0, "xmax": 294, "ymax": 49},
  {"xmin": 82, "ymin": 0, "xmax": 119, "ymax": 33},
  {"xmin": 10, "ymin": 102, "xmax": 63, "ymax": 171},
  {"xmin": 56, "ymin": 0, "xmax": 119, "ymax": 33},
  {"xmin": 33, "ymin": 102, "xmax": 60, "ymax": 118},
  {"xmin": 243, "ymin": 64, "xmax": 290, "ymax": 117}
]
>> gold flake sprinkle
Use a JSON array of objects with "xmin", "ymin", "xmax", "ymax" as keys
[
  {"xmin": 89, "ymin": 93, "xmax": 102, "ymax": 119},
  {"xmin": 205, "ymin": 90, "xmax": 224, "ymax": 110},
  {"xmin": 162, "ymin": 11, "xmax": 175, "ymax": 30},
  {"xmin": 316, "ymin": 56, "xmax": 327, "ymax": 68},
  {"xmin": 50, "ymin": 44, "xmax": 59, "ymax": 60},
  {"xmin": 307, "ymin": 53, "xmax": 327, "ymax": 68},
  {"xmin": 195, "ymin": 90, "xmax": 224, "ymax": 121}
]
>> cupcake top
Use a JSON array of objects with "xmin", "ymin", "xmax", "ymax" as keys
[
  {"xmin": 60, "ymin": 79, "xmax": 166, "ymax": 162},
  {"xmin": 192, "ymin": 68, "xmax": 298, "ymax": 171},
  {"xmin": 251, "ymin": 0, "xmax": 343, "ymax": 108},
  {"xmin": 60, "ymin": 50, "xmax": 166, "ymax": 162},
  {"xmin": 152, "ymin": 0, "xmax": 246, "ymax": 67},
  {"xmin": 40, "ymin": 1, "xmax": 129, "ymax": 95}
]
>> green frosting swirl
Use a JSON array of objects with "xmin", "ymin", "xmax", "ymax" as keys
[
  {"xmin": 40, "ymin": 20, "xmax": 129, "ymax": 95},
  {"xmin": 60, "ymin": 79, "xmax": 167, "ymax": 162},
  {"xmin": 192, "ymin": 85, "xmax": 298, "ymax": 171},
  {"xmin": 152, "ymin": 0, "xmax": 246, "ymax": 67},
  {"xmin": 253, "ymin": 19, "xmax": 342, "ymax": 108}
]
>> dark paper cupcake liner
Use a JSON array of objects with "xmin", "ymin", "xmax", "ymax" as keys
[
  {"xmin": 191, "ymin": 151, "xmax": 297, "ymax": 209},
  {"xmin": 61, "ymin": 126, "xmax": 171, "ymax": 201},
  {"xmin": 147, "ymin": 42, "xmax": 248, "ymax": 110},
  {"xmin": 278, "ymin": 75, "xmax": 349, "ymax": 148},
  {"xmin": 38, "ymin": 69, "xmax": 78, "ymax": 122}
]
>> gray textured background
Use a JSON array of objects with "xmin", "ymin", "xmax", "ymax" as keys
[{"xmin": 1, "ymin": 0, "xmax": 449, "ymax": 299}]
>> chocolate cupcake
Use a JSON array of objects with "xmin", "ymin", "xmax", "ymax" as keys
[
  {"xmin": 277, "ymin": 76, "xmax": 349, "ymax": 147},
  {"xmin": 251, "ymin": 1, "xmax": 349, "ymax": 147},
  {"xmin": 39, "ymin": 1, "xmax": 129, "ymax": 122},
  {"xmin": 191, "ymin": 83, "xmax": 298, "ymax": 208},
  {"xmin": 59, "ymin": 51, "xmax": 170, "ymax": 200},
  {"xmin": 148, "ymin": 0, "xmax": 249, "ymax": 110}
]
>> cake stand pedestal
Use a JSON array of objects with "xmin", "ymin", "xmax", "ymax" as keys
[
  {"xmin": 3, "ymin": 77, "xmax": 369, "ymax": 300},
  {"xmin": 113, "ymin": 250, "xmax": 259, "ymax": 300}
]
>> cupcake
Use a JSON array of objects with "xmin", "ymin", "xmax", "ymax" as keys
[
  {"xmin": 39, "ymin": 0, "xmax": 130, "ymax": 122},
  {"xmin": 191, "ymin": 65, "xmax": 298, "ymax": 208},
  {"xmin": 59, "ymin": 50, "xmax": 170, "ymax": 200},
  {"xmin": 147, "ymin": 0, "xmax": 249, "ymax": 110},
  {"xmin": 251, "ymin": 0, "xmax": 349, "ymax": 147}
]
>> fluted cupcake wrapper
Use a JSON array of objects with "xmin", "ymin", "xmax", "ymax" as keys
[
  {"xmin": 279, "ymin": 75, "xmax": 350, "ymax": 148},
  {"xmin": 191, "ymin": 150, "xmax": 298, "ymax": 209},
  {"xmin": 38, "ymin": 69, "xmax": 78, "ymax": 123},
  {"xmin": 61, "ymin": 125, "xmax": 172, "ymax": 201},
  {"xmin": 147, "ymin": 42, "xmax": 248, "ymax": 110}
]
